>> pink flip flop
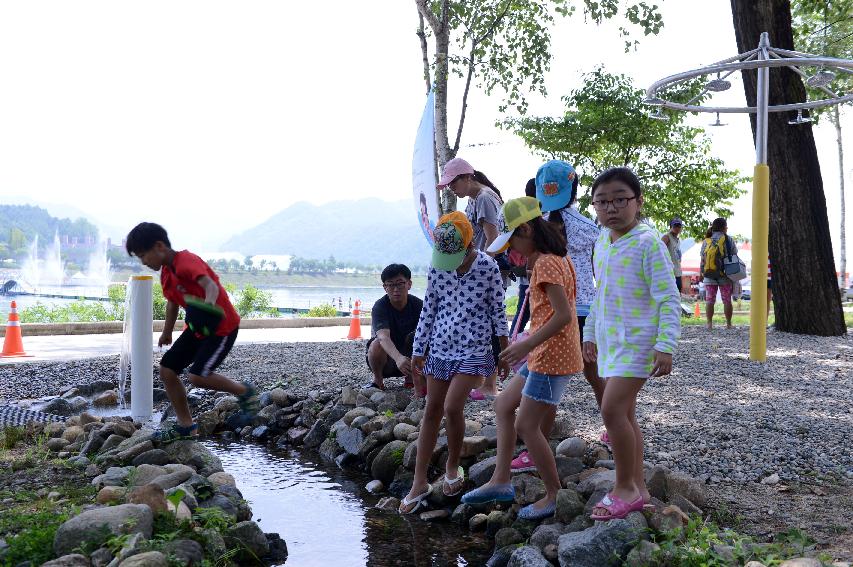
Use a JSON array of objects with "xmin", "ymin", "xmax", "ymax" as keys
[
  {"xmin": 468, "ymin": 389, "xmax": 486, "ymax": 401},
  {"xmin": 590, "ymin": 493, "xmax": 644, "ymax": 521}
]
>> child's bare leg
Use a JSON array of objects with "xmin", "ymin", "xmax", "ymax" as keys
[
  {"xmin": 160, "ymin": 366, "xmax": 193, "ymax": 427},
  {"xmin": 706, "ymin": 300, "xmax": 715, "ymax": 329},
  {"xmin": 187, "ymin": 372, "xmax": 246, "ymax": 396},
  {"xmin": 594, "ymin": 377, "xmax": 645, "ymax": 515},
  {"xmin": 516, "ymin": 396, "xmax": 560, "ymax": 508},
  {"xmin": 477, "ymin": 372, "xmax": 498, "ymax": 397},
  {"xmin": 401, "ymin": 377, "xmax": 450, "ymax": 511},
  {"xmin": 628, "ymin": 401, "xmax": 649, "ymax": 502},
  {"xmin": 583, "ymin": 359, "xmax": 604, "ymax": 408},
  {"xmin": 443, "ymin": 374, "xmax": 482, "ymax": 480},
  {"xmin": 482, "ymin": 374, "xmax": 525, "ymax": 487}
]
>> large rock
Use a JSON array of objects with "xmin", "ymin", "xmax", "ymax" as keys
[
  {"xmin": 131, "ymin": 449, "xmax": 172, "ymax": 467},
  {"xmin": 557, "ymin": 512, "xmax": 648, "ymax": 567},
  {"xmin": 469, "ymin": 456, "xmax": 498, "ymax": 486},
  {"xmin": 512, "ymin": 474, "xmax": 546, "ymax": 506},
  {"xmin": 225, "ymin": 521, "xmax": 270, "ymax": 562},
  {"xmin": 371, "ymin": 440, "xmax": 408, "ymax": 485},
  {"xmin": 343, "ymin": 407, "xmax": 376, "ymax": 426},
  {"xmin": 303, "ymin": 420, "xmax": 329, "ymax": 448},
  {"xmin": 555, "ymin": 456, "xmax": 585, "ymax": 479},
  {"xmin": 495, "ymin": 527, "xmax": 525, "ymax": 549},
  {"xmin": 162, "ymin": 539, "xmax": 204, "ymax": 566},
  {"xmin": 130, "ymin": 464, "xmax": 168, "ymax": 486},
  {"xmin": 118, "ymin": 551, "xmax": 168, "ymax": 567},
  {"xmin": 92, "ymin": 466, "xmax": 133, "ymax": 488},
  {"xmin": 43, "ymin": 398, "xmax": 74, "ymax": 416},
  {"xmin": 460, "ymin": 436, "xmax": 490, "ymax": 458},
  {"xmin": 93, "ymin": 390, "xmax": 118, "ymax": 407},
  {"xmin": 336, "ymin": 426, "xmax": 366, "ymax": 456},
  {"xmin": 340, "ymin": 385, "xmax": 358, "ymax": 406},
  {"xmin": 160, "ymin": 440, "xmax": 224, "ymax": 477},
  {"xmin": 41, "ymin": 554, "xmax": 91, "ymax": 567},
  {"xmin": 530, "ymin": 523, "xmax": 566, "ymax": 552},
  {"xmin": 508, "ymin": 545, "xmax": 550, "ymax": 567},
  {"xmin": 393, "ymin": 423, "xmax": 418, "ymax": 441},
  {"xmin": 54, "ymin": 504, "xmax": 153, "ymax": 556},
  {"xmin": 556, "ymin": 437, "xmax": 587, "ymax": 458},
  {"xmin": 555, "ymin": 488, "xmax": 585, "ymax": 523},
  {"xmin": 62, "ymin": 425, "xmax": 85, "ymax": 443},
  {"xmin": 127, "ymin": 484, "xmax": 168, "ymax": 515},
  {"xmin": 666, "ymin": 471, "xmax": 707, "ymax": 508},
  {"xmin": 47, "ymin": 437, "xmax": 71, "ymax": 452},
  {"xmin": 625, "ymin": 540, "xmax": 661, "ymax": 567},
  {"xmin": 577, "ymin": 469, "xmax": 616, "ymax": 497}
]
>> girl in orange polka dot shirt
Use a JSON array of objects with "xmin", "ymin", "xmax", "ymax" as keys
[{"xmin": 461, "ymin": 196, "xmax": 583, "ymax": 521}]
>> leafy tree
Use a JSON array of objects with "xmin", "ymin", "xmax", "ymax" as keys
[
  {"xmin": 414, "ymin": 0, "xmax": 665, "ymax": 212},
  {"xmin": 791, "ymin": 0, "xmax": 853, "ymax": 288},
  {"xmin": 508, "ymin": 68, "xmax": 745, "ymax": 237},
  {"xmin": 730, "ymin": 0, "xmax": 845, "ymax": 336}
]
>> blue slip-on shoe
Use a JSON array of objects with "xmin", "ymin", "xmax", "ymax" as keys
[
  {"xmin": 517, "ymin": 501, "xmax": 557, "ymax": 521},
  {"xmin": 461, "ymin": 484, "xmax": 515, "ymax": 505}
]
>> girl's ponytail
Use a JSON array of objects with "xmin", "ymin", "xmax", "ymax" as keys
[
  {"xmin": 530, "ymin": 216, "xmax": 567, "ymax": 257},
  {"xmin": 473, "ymin": 171, "xmax": 502, "ymax": 203}
]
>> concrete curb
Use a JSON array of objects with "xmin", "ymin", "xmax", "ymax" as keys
[{"xmin": 2, "ymin": 317, "xmax": 372, "ymax": 337}]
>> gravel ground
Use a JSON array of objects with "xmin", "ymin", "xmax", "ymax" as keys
[{"xmin": 1, "ymin": 326, "xmax": 851, "ymax": 555}]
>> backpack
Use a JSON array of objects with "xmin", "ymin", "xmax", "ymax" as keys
[{"xmin": 703, "ymin": 236, "xmax": 731, "ymax": 280}]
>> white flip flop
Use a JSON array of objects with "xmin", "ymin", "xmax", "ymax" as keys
[{"xmin": 398, "ymin": 487, "xmax": 431, "ymax": 514}]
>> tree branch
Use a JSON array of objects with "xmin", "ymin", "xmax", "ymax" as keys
[
  {"xmin": 417, "ymin": 12, "xmax": 432, "ymax": 94},
  {"xmin": 414, "ymin": 0, "xmax": 440, "ymax": 32}
]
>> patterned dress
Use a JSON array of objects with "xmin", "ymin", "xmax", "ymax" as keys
[
  {"xmin": 582, "ymin": 223, "xmax": 681, "ymax": 378},
  {"xmin": 413, "ymin": 251, "xmax": 509, "ymax": 379}
]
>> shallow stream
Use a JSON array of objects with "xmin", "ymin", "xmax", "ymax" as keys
[{"xmin": 205, "ymin": 441, "xmax": 492, "ymax": 567}]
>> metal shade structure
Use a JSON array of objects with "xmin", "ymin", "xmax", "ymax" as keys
[{"xmin": 644, "ymin": 32, "xmax": 853, "ymax": 362}]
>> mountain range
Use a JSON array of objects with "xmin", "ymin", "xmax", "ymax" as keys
[{"xmin": 222, "ymin": 198, "xmax": 433, "ymax": 267}]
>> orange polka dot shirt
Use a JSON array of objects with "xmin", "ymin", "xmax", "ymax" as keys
[{"xmin": 526, "ymin": 254, "xmax": 583, "ymax": 376}]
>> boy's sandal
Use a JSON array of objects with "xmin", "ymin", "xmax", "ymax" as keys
[
  {"xmin": 589, "ymin": 493, "xmax": 644, "ymax": 521},
  {"xmin": 153, "ymin": 422, "xmax": 198, "ymax": 444},
  {"xmin": 237, "ymin": 382, "xmax": 260, "ymax": 415},
  {"xmin": 442, "ymin": 467, "xmax": 465, "ymax": 497},
  {"xmin": 398, "ymin": 487, "xmax": 430, "ymax": 515}
]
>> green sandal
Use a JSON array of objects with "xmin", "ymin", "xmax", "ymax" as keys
[
  {"xmin": 153, "ymin": 422, "xmax": 198, "ymax": 444},
  {"xmin": 237, "ymin": 382, "xmax": 259, "ymax": 416}
]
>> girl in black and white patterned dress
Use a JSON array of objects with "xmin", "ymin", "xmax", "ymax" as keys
[{"xmin": 399, "ymin": 211, "xmax": 510, "ymax": 514}]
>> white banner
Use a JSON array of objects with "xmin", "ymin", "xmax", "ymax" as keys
[{"xmin": 412, "ymin": 89, "xmax": 440, "ymax": 245}]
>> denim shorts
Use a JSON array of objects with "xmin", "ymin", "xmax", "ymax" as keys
[{"xmin": 518, "ymin": 363, "xmax": 571, "ymax": 405}]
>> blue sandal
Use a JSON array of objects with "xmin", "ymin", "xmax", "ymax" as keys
[
  {"xmin": 518, "ymin": 501, "xmax": 557, "ymax": 521},
  {"xmin": 461, "ymin": 484, "xmax": 515, "ymax": 505}
]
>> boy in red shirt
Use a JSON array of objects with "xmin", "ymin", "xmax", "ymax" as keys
[{"xmin": 125, "ymin": 222, "xmax": 258, "ymax": 442}]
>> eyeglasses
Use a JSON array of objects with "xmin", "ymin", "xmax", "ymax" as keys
[
  {"xmin": 383, "ymin": 281, "xmax": 408, "ymax": 290},
  {"xmin": 591, "ymin": 196, "xmax": 637, "ymax": 211}
]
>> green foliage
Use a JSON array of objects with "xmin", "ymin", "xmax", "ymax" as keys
[
  {"xmin": 649, "ymin": 516, "xmax": 829, "ymax": 567},
  {"xmin": 1, "ymin": 426, "xmax": 25, "ymax": 450},
  {"xmin": 165, "ymin": 489, "xmax": 186, "ymax": 511},
  {"xmin": 0, "ymin": 204, "xmax": 99, "ymax": 259},
  {"xmin": 505, "ymin": 294, "xmax": 519, "ymax": 316},
  {"xmin": 303, "ymin": 303, "xmax": 339, "ymax": 318},
  {"xmin": 420, "ymin": 0, "xmax": 663, "ymax": 115},
  {"xmin": 232, "ymin": 284, "xmax": 278, "ymax": 318},
  {"xmin": 192, "ymin": 507, "xmax": 235, "ymax": 532},
  {"xmin": 508, "ymin": 68, "xmax": 746, "ymax": 239},
  {"xmin": 0, "ymin": 508, "xmax": 71, "ymax": 565},
  {"xmin": 792, "ymin": 0, "xmax": 853, "ymax": 123}
]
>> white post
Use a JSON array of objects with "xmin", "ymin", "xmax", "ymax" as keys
[{"xmin": 130, "ymin": 275, "xmax": 153, "ymax": 422}]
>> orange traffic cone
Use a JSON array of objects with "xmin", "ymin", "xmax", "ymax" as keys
[
  {"xmin": 347, "ymin": 299, "xmax": 362, "ymax": 340},
  {"xmin": 2, "ymin": 301, "xmax": 31, "ymax": 357},
  {"xmin": 694, "ymin": 302, "xmax": 701, "ymax": 318}
]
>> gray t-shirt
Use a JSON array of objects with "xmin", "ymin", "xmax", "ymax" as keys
[
  {"xmin": 700, "ymin": 232, "xmax": 737, "ymax": 284},
  {"xmin": 664, "ymin": 231, "xmax": 682, "ymax": 277},
  {"xmin": 465, "ymin": 188, "xmax": 502, "ymax": 251}
]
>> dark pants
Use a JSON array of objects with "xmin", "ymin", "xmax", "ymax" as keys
[{"xmin": 365, "ymin": 331, "xmax": 415, "ymax": 378}]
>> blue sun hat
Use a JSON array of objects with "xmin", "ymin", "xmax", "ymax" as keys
[{"xmin": 535, "ymin": 160, "xmax": 578, "ymax": 213}]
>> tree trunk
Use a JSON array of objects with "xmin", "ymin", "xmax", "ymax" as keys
[
  {"xmin": 730, "ymin": 0, "xmax": 846, "ymax": 335},
  {"xmin": 832, "ymin": 106, "xmax": 847, "ymax": 289}
]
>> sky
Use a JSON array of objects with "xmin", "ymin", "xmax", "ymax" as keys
[{"xmin": 0, "ymin": 0, "xmax": 850, "ymax": 266}]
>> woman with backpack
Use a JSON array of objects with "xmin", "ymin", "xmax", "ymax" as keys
[{"xmin": 700, "ymin": 218, "xmax": 738, "ymax": 330}]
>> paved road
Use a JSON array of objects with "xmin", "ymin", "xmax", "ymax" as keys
[{"xmin": 0, "ymin": 326, "xmax": 357, "ymax": 364}]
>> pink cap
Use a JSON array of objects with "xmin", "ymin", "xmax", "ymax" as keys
[{"xmin": 437, "ymin": 157, "xmax": 475, "ymax": 187}]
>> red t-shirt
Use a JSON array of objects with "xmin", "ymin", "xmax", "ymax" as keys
[{"xmin": 161, "ymin": 251, "xmax": 240, "ymax": 336}]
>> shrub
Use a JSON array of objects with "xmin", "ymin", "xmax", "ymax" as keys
[{"xmin": 304, "ymin": 304, "xmax": 338, "ymax": 318}]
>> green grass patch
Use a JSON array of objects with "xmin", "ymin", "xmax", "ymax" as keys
[
  {"xmin": 0, "ymin": 507, "xmax": 73, "ymax": 566},
  {"xmin": 650, "ymin": 517, "xmax": 831, "ymax": 567}
]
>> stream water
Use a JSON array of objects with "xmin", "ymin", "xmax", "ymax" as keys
[{"xmin": 205, "ymin": 441, "xmax": 492, "ymax": 567}]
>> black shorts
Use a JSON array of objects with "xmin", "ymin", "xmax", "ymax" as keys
[
  {"xmin": 161, "ymin": 329, "xmax": 238, "ymax": 377},
  {"xmin": 577, "ymin": 316, "xmax": 587, "ymax": 346},
  {"xmin": 366, "ymin": 332, "xmax": 415, "ymax": 378}
]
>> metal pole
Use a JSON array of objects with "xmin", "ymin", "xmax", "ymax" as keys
[{"xmin": 750, "ymin": 32, "xmax": 771, "ymax": 362}]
